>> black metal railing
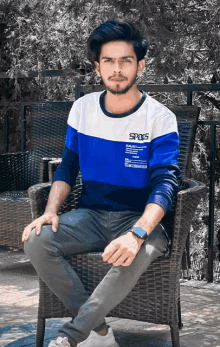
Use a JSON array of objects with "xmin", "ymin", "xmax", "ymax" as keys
[{"xmin": 197, "ymin": 120, "xmax": 219, "ymax": 282}]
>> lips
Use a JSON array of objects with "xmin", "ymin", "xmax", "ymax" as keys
[
  {"xmin": 110, "ymin": 78, "xmax": 125, "ymax": 81},
  {"xmin": 109, "ymin": 75, "xmax": 126, "ymax": 81}
]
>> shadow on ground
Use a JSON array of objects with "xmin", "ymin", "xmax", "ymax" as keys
[{"xmin": 0, "ymin": 320, "xmax": 176, "ymax": 347}]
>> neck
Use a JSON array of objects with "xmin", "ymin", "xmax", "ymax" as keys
[{"xmin": 104, "ymin": 84, "xmax": 142, "ymax": 115}]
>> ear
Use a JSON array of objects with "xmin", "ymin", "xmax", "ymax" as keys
[
  {"xmin": 94, "ymin": 61, "xmax": 101, "ymax": 77},
  {"xmin": 137, "ymin": 59, "xmax": 145, "ymax": 77}
]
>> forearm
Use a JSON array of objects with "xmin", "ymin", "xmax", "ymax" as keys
[
  {"xmin": 126, "ymin": 203, "xmax": 165, "ymax": 246},
  {"xmin": 45, "ymin": 180, "xmax": 71, "ymax": 214},
  {"xmin": 133, "ymin": 203, "xmax": 165, "ymax": 235}
]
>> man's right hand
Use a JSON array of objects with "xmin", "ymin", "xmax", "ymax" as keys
[{"xmin": 22, "ymin": 212, "xmax": 59, "ymax": 242}]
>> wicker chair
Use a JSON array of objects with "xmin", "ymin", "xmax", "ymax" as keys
[
  {"xmin": 0, "ymin": 101, "xmax": 73, "ymax": 250},
  {"xmin": 28, "ymin": 105, "xmax": 206, "ymax": 347}
]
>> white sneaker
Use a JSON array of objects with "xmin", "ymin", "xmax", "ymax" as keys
[
  {"xmin": 48, "ymin": 336, "xmax": 71, "ymax": 347},
  {"xmin": 77, "ymin": 326, "xmax": 120, "ymax": 346}
]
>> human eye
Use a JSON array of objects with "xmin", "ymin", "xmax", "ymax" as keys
[
  {"xmin": 104, "ymin": 59, "xmax": 112, "ymax": 63},
  {"xmin": 123, "ymin": 58, "xmax": 132, "ymax": 63}
]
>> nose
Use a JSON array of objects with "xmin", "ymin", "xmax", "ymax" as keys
[{"xmin": 113, "ymin": 62, "xmax": 122, "ymax": 74}]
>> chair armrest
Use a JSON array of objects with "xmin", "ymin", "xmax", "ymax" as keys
[
  {"xmin": 48, "ymin": 158, "xmax": 62, "ymax": 182},
  {"xmin": 0, "ymin": 151, "xmax": 32, "ymax": 191},
  {"xmin": 28, "ymin": 174, "xmax": 82, "ymax": 220},
  {"xmin": 28, "ymin": 182, "xmax": 52, "ymax": 220},
  {"xmin": 170, "ymin": 178, "xmax": 206, "ymax": 261},
  {"xmin": 40, "ymin": 157, "xmax": 59, "ymax": 183}
]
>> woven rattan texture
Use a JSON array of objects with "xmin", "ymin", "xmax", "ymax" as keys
[
  {"xmin": 0, "ymin": 102, "xmax": 73, "ymax": 249},
  {"xmin": 30, "ymin": 102, "xmax": 73, "ymax": 185},
  {"xmin": 0, "ymin": 152, "xmax": 33, "ymax": 191},
  {"xmin": 0, "ymin": 191, "xmax": 31, "ymax": 249}
]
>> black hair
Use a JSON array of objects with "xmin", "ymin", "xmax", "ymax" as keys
[{"xmin": 87, "ymin": 18, "xmax": 148, "ymax": 65}]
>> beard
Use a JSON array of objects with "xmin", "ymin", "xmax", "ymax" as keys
[{"xmin": 100, "ymin": 73, "xmax": 137, "ymax": 95}]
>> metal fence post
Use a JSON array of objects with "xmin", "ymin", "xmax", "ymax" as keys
[
  {"xmin": 4, "ymin": 114, "xmax": 9, "ymax": 153},
  {"xmin": 21, "ymin": 105, "xmax": 26, "ymax": 152},
  {"xmin": 208, "ymin": 123, "xmax": 216, "ymax": 282},
  {"xmin": 187, "ymin": 77, "xmax": 193, "ymax": 105},
  {"xmin": 75, "ymin": 84, "xmax": 84, "ymax": 100}
]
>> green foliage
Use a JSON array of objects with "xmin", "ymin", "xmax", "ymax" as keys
[{"xmin": 1, "ymin": 0, "xmax": 220, "ymax": 83}]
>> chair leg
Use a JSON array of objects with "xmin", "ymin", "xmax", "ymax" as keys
[
  {"xmin": 36, "ymin": 317, "xmax": 46, "ymax": 347},
  {"xmin": 170, "ymin": 325, "xmax": 180, "ymax": 347},
  {"xmin": 178, "ymin": 296, "xmax": 183, "ymax": 329}
]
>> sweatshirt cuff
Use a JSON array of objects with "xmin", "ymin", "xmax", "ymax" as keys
[{"xmin": 147, "ymin": 194, "xmax": 170, "ymax": 214}]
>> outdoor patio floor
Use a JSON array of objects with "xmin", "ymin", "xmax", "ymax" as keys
[{"xmin": 0, "ymin": 247, "xmax": 220, "ymax": 347}]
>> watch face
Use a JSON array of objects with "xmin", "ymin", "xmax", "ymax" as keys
[{"xmin": 134, "ymin": 227, "xmax": 147, "ymax": 238}]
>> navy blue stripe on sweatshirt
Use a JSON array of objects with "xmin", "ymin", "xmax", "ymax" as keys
[{"xmin": 53, "ymin": 146, "xmax": 79, "ymax": 189}]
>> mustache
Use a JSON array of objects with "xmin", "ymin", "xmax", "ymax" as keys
[{"xmin": 108, "ymin": 75, "xmax": 127, "ymax": 80}]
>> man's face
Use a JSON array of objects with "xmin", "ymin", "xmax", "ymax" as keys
[{"xmin": 95, "ymin": 41, "xmax": 145, "ymax": 95}]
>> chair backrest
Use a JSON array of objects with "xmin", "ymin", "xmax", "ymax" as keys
[
  {"xmin": 29, "ymin": 101, "xmax": 73, "ymax": 185},
  {"xmin": 167, "ymin": 105, "xmax": 200, "ymax": 178},
  {"xmin": 0, "ymin": 151, "xmax": 33, "ymax": 192},
  {"xmin": 75, "ymin": 85, "xmax": 200, "ymax": 180},
  {"xmin": 176, "ymin": 120, "xmax": 193, "ymax": 180}
]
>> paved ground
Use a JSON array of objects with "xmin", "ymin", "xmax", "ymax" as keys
[{"xmin": 0, "ymin": 247, "xmax": 220, "ymax": 347}]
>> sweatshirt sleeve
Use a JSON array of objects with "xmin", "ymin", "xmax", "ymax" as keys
[
  {"xmin": 146, "ymin": 117, "xmax": 180, "ymax": 214},
  {"xmin": 52, "ymin": 125, "xmax": 80, "ymax": 189}
]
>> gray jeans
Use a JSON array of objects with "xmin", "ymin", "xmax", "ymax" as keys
[{"xmin": 24, "ymin": 208, "xmax": 169, "ymax": 347}]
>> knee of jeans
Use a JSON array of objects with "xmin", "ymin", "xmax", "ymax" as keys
[
  {"xmin": 24, "ymin": 225, "xmax": 61, "ymax": 263},
  {"xmin": 146, "ymin": 224, "xmax": 169, "ymax": 257}
]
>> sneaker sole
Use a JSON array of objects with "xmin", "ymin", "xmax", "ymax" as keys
[{"xmin": 77, "ymin": 341, "xmax": 119, "ymax": 347}]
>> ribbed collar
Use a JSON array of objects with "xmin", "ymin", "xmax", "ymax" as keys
[{"xmin": 100, "ymin": 90, "xmax": 146, "ymax": 118}]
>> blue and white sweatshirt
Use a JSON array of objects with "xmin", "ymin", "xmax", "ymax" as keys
[{"xmin": 53, "ymin": 91, "xmax": 180, "ymax": 214}]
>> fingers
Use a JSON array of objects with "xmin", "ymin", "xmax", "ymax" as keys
[
  {"xmin": 102, "ymin": 242, "xmax": 135, "ymax": 266},
  {"xmin": 112, "ymin": 253, "xmax": 131, "ymax": 266},
  {"xmin": 112, "ymin": 251, "xmax": 135, "ymax": 266},
  {"xmin": 52, "ymin": 216, "xmax": 59, "ymax": 233},
  {"xmin": 121, "ymin": 257, "xmax": 134, "ymax": 267},
  {"xmin": 103, "ymin": 248, "xmax": 133, "ymax": 266},
  {"xmin": 22, "ymin": 223, "xmax": 35, "ymax": 242},
  {"xmin": 102, "ymin": 243, "xmax": 117, "ymax": 261},
  {"xmin": 35, "ymin": 219, "xmax": 44, "ymax": 235},
  {"xmin": 22, "ymin": 213, "xmax": 59, "ymax": 242},
  {"xmin": 22, "ymin": 219, "xmax": 43, "ymax": 241}
]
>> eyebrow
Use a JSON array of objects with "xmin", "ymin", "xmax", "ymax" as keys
[{"xmin": 101, "ymin": 56, "xmax": 135, "ymax": 60}]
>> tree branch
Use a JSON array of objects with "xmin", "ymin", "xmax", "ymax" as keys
[
  {"xmin": 206, "ymin": 7, "xmax": 220, "ymax": 24},
  {"xmin": 198, "ymin": 92, "xmax": 220, "ymax": 110}
]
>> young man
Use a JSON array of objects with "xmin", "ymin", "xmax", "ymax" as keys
[{"xmin": 22, "ymin": 19, "xmax": 180, "ymax": 347}]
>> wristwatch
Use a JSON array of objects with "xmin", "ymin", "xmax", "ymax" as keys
[{"xmin": 130, "ymin": 226, "xmax": 148, "ymax": 241}]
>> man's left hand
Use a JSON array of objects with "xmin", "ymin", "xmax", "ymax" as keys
[{"xmin": 102, "ymin": 232, "xmax": 144, "ymax": 267}]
